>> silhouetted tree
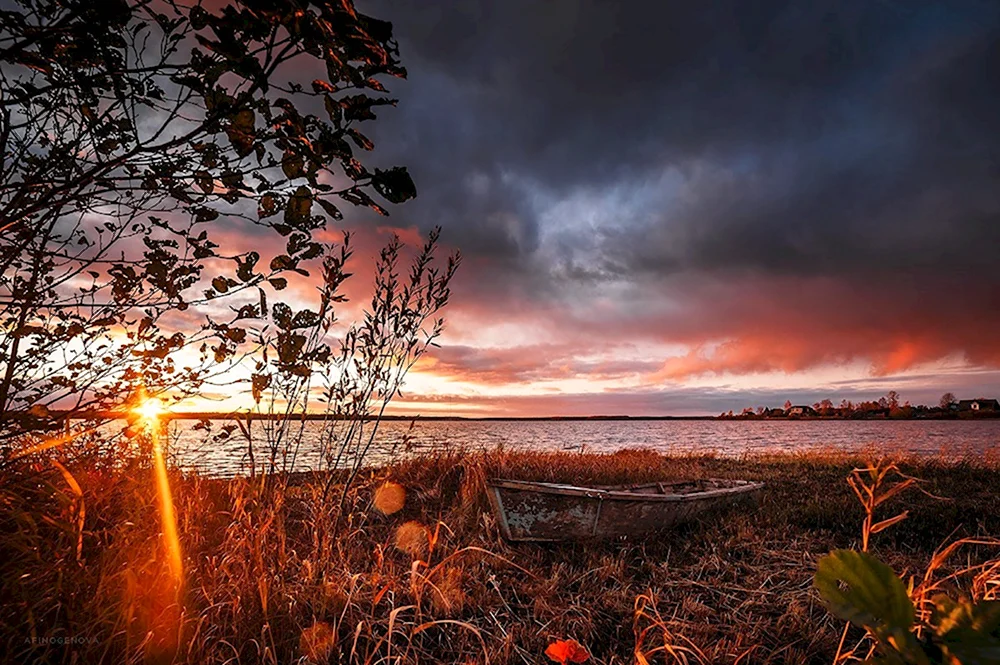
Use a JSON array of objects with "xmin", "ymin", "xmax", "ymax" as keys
[
  {"xmin": 940, "ymin": 392, "xmax": 958, "ymax": 410},
  {"xmin": 0, "ymin": 1, "xmax": 453, "ymax": 446}
]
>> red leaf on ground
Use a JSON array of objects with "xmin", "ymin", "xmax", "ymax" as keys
[{"xmin": 545, "ymin": 639, "xmax": 590, "ymax": 664}]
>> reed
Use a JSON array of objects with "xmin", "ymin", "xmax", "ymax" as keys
[{"xmin": 2, "ymin": 447, "xmax": 999, "ymax": 663}]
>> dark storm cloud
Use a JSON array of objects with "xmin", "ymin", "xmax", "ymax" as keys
[
  {"xmin": 347, "ymin": 0, "xmax": 1000, "ymax": 385},
  {"xmin": 359, "ymin": 0, "xmax": 1000, "ymax": 276}
]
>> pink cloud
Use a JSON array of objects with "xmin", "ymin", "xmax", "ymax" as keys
[{"xmin": 189, "ymin": 220, "xmax": 1000, "ymax": 414}]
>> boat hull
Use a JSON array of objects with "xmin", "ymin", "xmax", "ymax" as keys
[{"xmin": 487, "ymin": 478, "xmax": 763, "ymax": 542}]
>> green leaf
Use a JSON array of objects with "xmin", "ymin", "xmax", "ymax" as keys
[
  {"xmin": 815, "ymin": 550, "xmax": 925, "ymax": 661},
  {"xmin": 932, "ymin": 596, "xmax": 1000, "ymax": 636},
  {"xmin": 939, "ymin": 639, "xmax": 1000, "ymax": 665},
  {"xmin": 932, "ymin": 596, "xmax": 1000, "ymax": 664}
]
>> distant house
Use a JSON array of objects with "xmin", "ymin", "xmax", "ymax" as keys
[
  {"xmin": 787, "ymin": 405, "xmax": 817, "ymax": 417},
  {"xmin": 959, "ymin": 398, "xmax": 1000, "ymax": 412},
  {"xmin": 764, "ymin": 407, "xmax": 786, "ymax": 417}
]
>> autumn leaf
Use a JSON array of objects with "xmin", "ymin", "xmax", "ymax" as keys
[
  {"xmin": 258, "ymin": 194, "xmax": 277, "ymax": 218},
  {"xmin": 545, "ymin": 639, "xmax": 590, "ymax": 664},
  {"xmin": 285, "ymin": 185, "xmax": 313, "ymax": 224},
  {"xmin": 225, "ymin": 108, "xmax": 255, "ymax": 156},
  {"xmin": 251, "ymin": 372, "xmax": 271, "ymax": 404},
  {"xmin": 281, "ymin": 151, "xmax": 304, "ymax": 179},
  {"xmin": 311, "ymin": 79, "xmax": 336, "ymax": 94}
]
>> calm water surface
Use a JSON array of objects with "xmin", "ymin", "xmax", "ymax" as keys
[{"xmin": 167, "ymin": 419, "xmax": 1000, "ymax": 477}]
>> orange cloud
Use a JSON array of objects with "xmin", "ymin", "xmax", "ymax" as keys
[{"xmin": 178, "ymin": 221, "xmax": 1000, "ymax": 415}]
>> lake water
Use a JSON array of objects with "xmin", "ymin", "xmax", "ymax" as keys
[{"xmin": 166, "ymin": 419, "xmax": 1000, "ymax": 477}]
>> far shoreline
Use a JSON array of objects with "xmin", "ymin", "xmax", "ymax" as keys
[{"xmin": 42, "ymin": 411, "xmax": 1000, "ymax": 422}]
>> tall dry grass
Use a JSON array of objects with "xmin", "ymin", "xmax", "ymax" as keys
[{"xmin": 3, "ymin": 447, "xmax": 1000, "ymax": 664}]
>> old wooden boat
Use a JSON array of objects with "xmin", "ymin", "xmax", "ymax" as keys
[{"xmin": 487, "ymin": 478, "xmax": 764, "ymax": 542}]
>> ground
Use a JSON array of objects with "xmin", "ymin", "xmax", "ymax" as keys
[{"xmin": 2, "ymin": 448, "xmax": 999, "ymax": 663}]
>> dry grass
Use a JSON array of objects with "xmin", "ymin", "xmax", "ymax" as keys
[{"xmin": 2, "ymin": 447, "xmax": 1000, "ymax": 664}]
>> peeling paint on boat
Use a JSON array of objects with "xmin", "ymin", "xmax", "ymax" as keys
[{"xmin": 505, "ymin": 495, "xmax": 595, "ymax": 532}]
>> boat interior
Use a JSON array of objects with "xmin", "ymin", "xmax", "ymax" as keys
[
  {"xmin": 494, "ymin": 478, "xmax": 758, "ymax": 496},
  {"xmin": 601, "ymin": 479, "xmax": 752, "ymax": 495}
]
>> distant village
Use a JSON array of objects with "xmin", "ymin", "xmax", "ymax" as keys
[{"xmin": 720, "ymin": 392, "xmax": 1000, "ymax": 419}]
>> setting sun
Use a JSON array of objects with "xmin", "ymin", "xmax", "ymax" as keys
[{"xmin": 134, "ymin": 397, "xmax": 165, "ymax": 423}]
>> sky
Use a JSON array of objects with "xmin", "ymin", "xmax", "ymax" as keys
[{"xmin": 211, "ymin": 0, "xmax": 1000, "ymax": 416}]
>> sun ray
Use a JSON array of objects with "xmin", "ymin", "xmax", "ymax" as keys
[{"xmin": 135, "ymin": 397, "xmax": 184, "ymax": 585}]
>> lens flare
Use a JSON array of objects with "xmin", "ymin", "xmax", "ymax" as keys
[
  {"xmin": 139, "ymin": 397, "xmax": 184, "ymax": 585},
  {"xmin": 12, "ymin": 428, "xmax": 79, "ymax": 460}
]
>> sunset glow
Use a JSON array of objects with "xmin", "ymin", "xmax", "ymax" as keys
[{"xmin": 4, "ymin": 1, "xmax": 1000, "ymax": 663}]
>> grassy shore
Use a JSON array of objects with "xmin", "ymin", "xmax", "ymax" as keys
[{"xmin": 3, "ymin": 448, "xmax": 1000, "ymax": 664}]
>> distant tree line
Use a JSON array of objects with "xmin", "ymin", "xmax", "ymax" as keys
[{"xmin": 720, "ymin": 391, "xmax": 1000, "ymax": 419}]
